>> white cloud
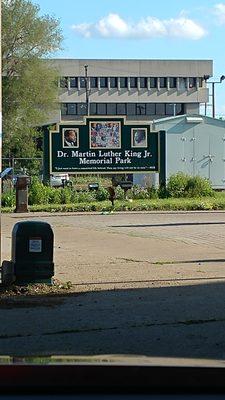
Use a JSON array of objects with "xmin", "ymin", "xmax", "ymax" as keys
[
  {"xmin": 213, "ymin": 3, "xmax": 225, "ymax": 24},
  {"xmin": 71, "ymin": 13, "xmax": 207, "ymax": 40}
]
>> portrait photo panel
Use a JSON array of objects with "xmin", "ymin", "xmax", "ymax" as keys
[
  {"xmin": 63, "ymin": 128, "xmax": 79, "ymax": 148},
  {"xmin": 131, "ymin": 128, "xmax": 148, "ymax": 148}
]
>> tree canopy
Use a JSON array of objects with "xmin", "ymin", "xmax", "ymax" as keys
[{"xmin": 2, "ymin": 0, "xmax": 63, "ymax": 160}]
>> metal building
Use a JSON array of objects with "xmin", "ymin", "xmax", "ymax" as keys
[{"xmin": 134, "ymin": 115, "xmax": 225, "ymax": 189}]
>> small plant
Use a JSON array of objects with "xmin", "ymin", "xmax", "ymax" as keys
[
  {"xmin": 95, "ymin": 186, "xmax": 109, "ymax": 201},
  {"xmin": 185, "ymin": 176, "xmax": 214, "ymax": 198},
  {"xmin": 166, "ymin": 172, "xmax": 189, "ymax": 198},
  {"xmin": 1, "ymin": 191, "xmax": 15, "ymax": 207}
]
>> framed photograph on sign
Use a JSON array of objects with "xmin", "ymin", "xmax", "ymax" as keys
[
  {"xmin": 62, "ymin": 128, "xmax": 79, "ymax": 148},
  {"xmin": 90, "ymin": 121, "xmax": 121, "ymax": 149},
  {"xmin": 131, "ymin": 128, "xmax": 148, "ymax": 148}
]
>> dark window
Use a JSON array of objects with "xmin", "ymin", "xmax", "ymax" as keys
[
  {"xmin": 179, "ymin": 78, "xmax": 187, "ymax": 90},
  {"xmin": 80, "ymin": 77, "xmax": 86, "ymax": 88},
  {"xmin": 169, "ymin": 78, "xmax": 177, "ymax": 88},
  {"xmin": 117, "ymin": 103, "xmax": 126, "ymax": 115},
  {"xmin": 140, "ymin": 77, "xmax": 147, "ymax": 88},
  {"xmin": 110, "ymin": 77, "xmax": 118, "ymax": 88},
  {"xmin": 77, "ymin": 103, "xmax": 87, "ymax": 115},
  {"xmin": 97, "ymin": 103, "xmax": 107, "ymax": 115},
  {"xmin": 120, "ymin": 77, "xmax": 128, "ymax": 88},
  {"xmin": 107, "ymin": 103, "xmax": 117, "ymax": 115},
  {"xmin": 156, "ymin": 103, "xmax": 165, "ymax": 115},
  {"xmin": 126, "ymin": 103, "xmax": 136, "ymax": 115},
  {"xmin": 176, "ymin": 103, "xmax": 184, "ymax": 115},
  {"xmin": 189, "ymin": 77, "xmax": 196, "ymax": 88},
  {"xmin": 130, "ymin": 77, "xmax": 137, "ymax": 88},
  {"xmin": 60, "ymin": 77, "xmax": 68, "ymax": 88},
  {"xmin": 90, "ymin": 103, "xmax": 97, "ymax": 115},
  {"xmin": 100, "ymin": 77, "xmax": 107, "ymax": 88},
  {"xmin": 199, "ymin": 78, "xmax": 203, "ymax": 87},
  {"xmin": 67, "ymin": 103, "xmax": 77, "ymax": 115},
  {"xmin": 146, "ymin": 103, "xmax": 156, "ymax": 115},
  {"xmin": 165, "ymin": 104, "xmax": 175, "ymax": 116},
  {"xmin": 160, "ymin": 78, "xmax": 167, "ymax": 88},
  {"xmin": 70, "ymin": 77, "xmax": 78, "ymax": 88},
  {"xmin": 90, "ymin": 77, "xmax": 98, "ymax": 88},
  {"xmin": 137, "ymin": 103, "xmax": 146, "ymax": 115},
  {"xmin": 150, "ymin": 78, "xmax": 157, "ymax": 88},
  {"xmin": 61, "ymin": 103, "xmax": 68, "ymax": 115}
]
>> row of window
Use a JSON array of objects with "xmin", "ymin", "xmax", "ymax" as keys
[
  {"xmin": 61, "ymin": 103, "xmax": 185, "ymax": 116},
  {"xmin": 60, "ymin": 76, "xmax": 202, "ymax": 89}
]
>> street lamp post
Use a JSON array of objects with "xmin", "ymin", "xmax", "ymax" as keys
[
  {"xmin": 204, "ymin": 75, "xmax": 225, "ymax": 118},
  {"xmin": 84, "ymin": 64, "xmax": 90, "ymax": 116}
]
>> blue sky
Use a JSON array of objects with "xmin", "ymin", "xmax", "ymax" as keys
[{"xmin": 31, "ymin": 0, "xmax": 225, "ymax": 117}]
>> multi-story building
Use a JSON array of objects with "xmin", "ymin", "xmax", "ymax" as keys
[{"xmin": 49, "ymin": 59, "xmax": 213, "ymax": 123}]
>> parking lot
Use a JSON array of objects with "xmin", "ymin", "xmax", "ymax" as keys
[{"xmin": 1, "ymin": 210, "xmax": 225, "ymax": 360}]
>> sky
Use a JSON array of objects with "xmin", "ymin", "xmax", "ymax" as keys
[{"xmin": 31, "ymin": 0, "xmax": 225, "ymax": 117}]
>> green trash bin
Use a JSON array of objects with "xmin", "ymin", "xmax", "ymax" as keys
[{"xmin": 12, "ymin": 221, "xmax": 54, "ymax": 285}]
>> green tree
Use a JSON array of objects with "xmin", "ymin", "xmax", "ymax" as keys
[{"xmin": 2, "ymin": 0, "xmax": 63, "ymax": 159}]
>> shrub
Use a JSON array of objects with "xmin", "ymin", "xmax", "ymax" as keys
[
  {"xmin": 166, "ymin": 172, "xmax": 189, "ymax": 198},
  {"xmin": 1, "ymin": 191, "xmax": 15, "ymax": 207},
  {"xmin": 115, "ymin": 185, "xmax": 125, "ymax": 200},
  {"xmin": 185, "ymin": 176, "xmax": 214, "ymax": 198},
  {"xmin": 29, "ymin": 177, "xmax": 47, "ymax": 205},
  {"xmin": 95, "ymin": 186, "xmax": 109, "ymax": 201}
]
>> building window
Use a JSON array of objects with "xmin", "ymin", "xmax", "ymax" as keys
[
  {"xmin": 199, "ymin": 78, "xmax": 203, "ymax": 87},
  {"xmin": 179, "ymin": 78, "xmax": 187, "ymax": 90},
  {"xmin": 130, "ymin": 77, "xmax": 137, "ymax": 88},
  {"xmin": 90, "ymin": 77, "xmax": 98, "ymax": 88},
  {"xmin": 117, "ymin": 103, "xmax": 126, "ymax": 115},
  {"xmin": 90, "ymin": 103, "xmax": 97, "ymax": 115},
  {"xmin": 70, "ymin": 77, "xmax": 78, "ymax": 88},
  {"xmin": 77, "ymin": 103, "xmax": 87, "ymax": 115},
  {"xmin": 165, "ymin": 104, "xmax": 176, "ymax": 116},
  {"xmin": 150, "ymin": 78, "xmax": 157, "ymax": 88},
  {"xmin": 160, "ymin": 78, "xmax": 167, "ymax": 88},
  {"xmin": 127, "ymin": 103, "xmax": 136, "ymax": 115},
  {"xmin": 60, "ymin": 77, "xmax": 68, "ymax": 88},
  {"xmin": 67, "ymin": 103, "xmax": 77, "ymax": 115},
  {"xmin": 79, "ymin": 77, "xmax": 86, "ymax": 88},
  {"xmin": 120, "ymin": 77, "xmax": 128, "ymax": 88},
  {"xmin": 137, "ymin": 103, "xmax": 146, "ymax": 115},
  {"xmin": 110, "ymin": 77, "xmax": 118, "ymax": 88},
  {"xmin": 146, "ymin": 103, "xmax": 156, "ymax": 115},
  {"xmin": 61, "ymin": 103, "xmax": 68, "ymax": 115},
  {"xmin": 107, "ymin": 103, "xmax": 117, "ymax": 115},
  {"xmin": 169, "ymin": 77, "xmax": 177, "ymax": 88},
  {"xmin": 100, "ymin": 77, "xmax": 108, "ymax": 88},
  {"xmin": 140, "ymin": 77, "xmax": 147, "ymax": 88},
  {"xmin": 176, "ymin": 103, "xmax": 184, "ymax": 115},
  {"xmin": 97, "ymin": 103, "xmax": 107, "ymax": 114},
  {"xmin": 189, "ymin": 77, "xmax": 196, "ymax": 88},
  {"xmin": 156, "ymin": 103, "xmax": 165, "ymax": 115}
]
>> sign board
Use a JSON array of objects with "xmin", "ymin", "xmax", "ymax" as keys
[
  {"xmin": 48, "ymin": 117, "xmax": 159, "ymax": 175},
  {"xmin": 29, "ymin": 237, "xmax": 42, "ymax": 253}
]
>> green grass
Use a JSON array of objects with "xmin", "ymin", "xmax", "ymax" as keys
[{"xmin": 2, "ymin": 194, "xmax": 225, "ymax": 213}]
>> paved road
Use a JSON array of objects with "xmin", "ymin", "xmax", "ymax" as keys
[{"xmin": 1, "ymin": 211, "xmax": 225, "ymax": 360}]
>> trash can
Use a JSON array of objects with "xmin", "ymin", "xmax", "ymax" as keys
[{"xmin": 11, "ymin": 221, "xmax": 54, "ymax": 285}]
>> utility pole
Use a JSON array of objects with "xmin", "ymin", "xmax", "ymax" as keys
[{"xmin": 84, "ymin": 64, "xmax": 90, "ymax": 116}]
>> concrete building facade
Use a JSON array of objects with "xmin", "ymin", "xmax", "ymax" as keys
[{"xmin": 49, "ymin": 59, "xmax": 213, "ymax": 123}]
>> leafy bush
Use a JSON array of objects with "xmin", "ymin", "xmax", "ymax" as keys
[
  {"xmin": 1, "ymin": 191, "xmax": 15, "ymax": 207},
  {"xmin": 115, "ymin": 185, "xmax": 125, "ymax": 200},
  {"xmin": 95, "ymin": 186, "xmax": 109, "ymax": 201},
  {"xmin": 185, "ymin": 176, "xmax": 214, "ymax": 198},
  {"xmin": 166, "ymin": 173, "xmax": 214, "ymax": 198},
  {"xmin": 166, "ymin": 172, "xmax": 189, "ymax": 198}
]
